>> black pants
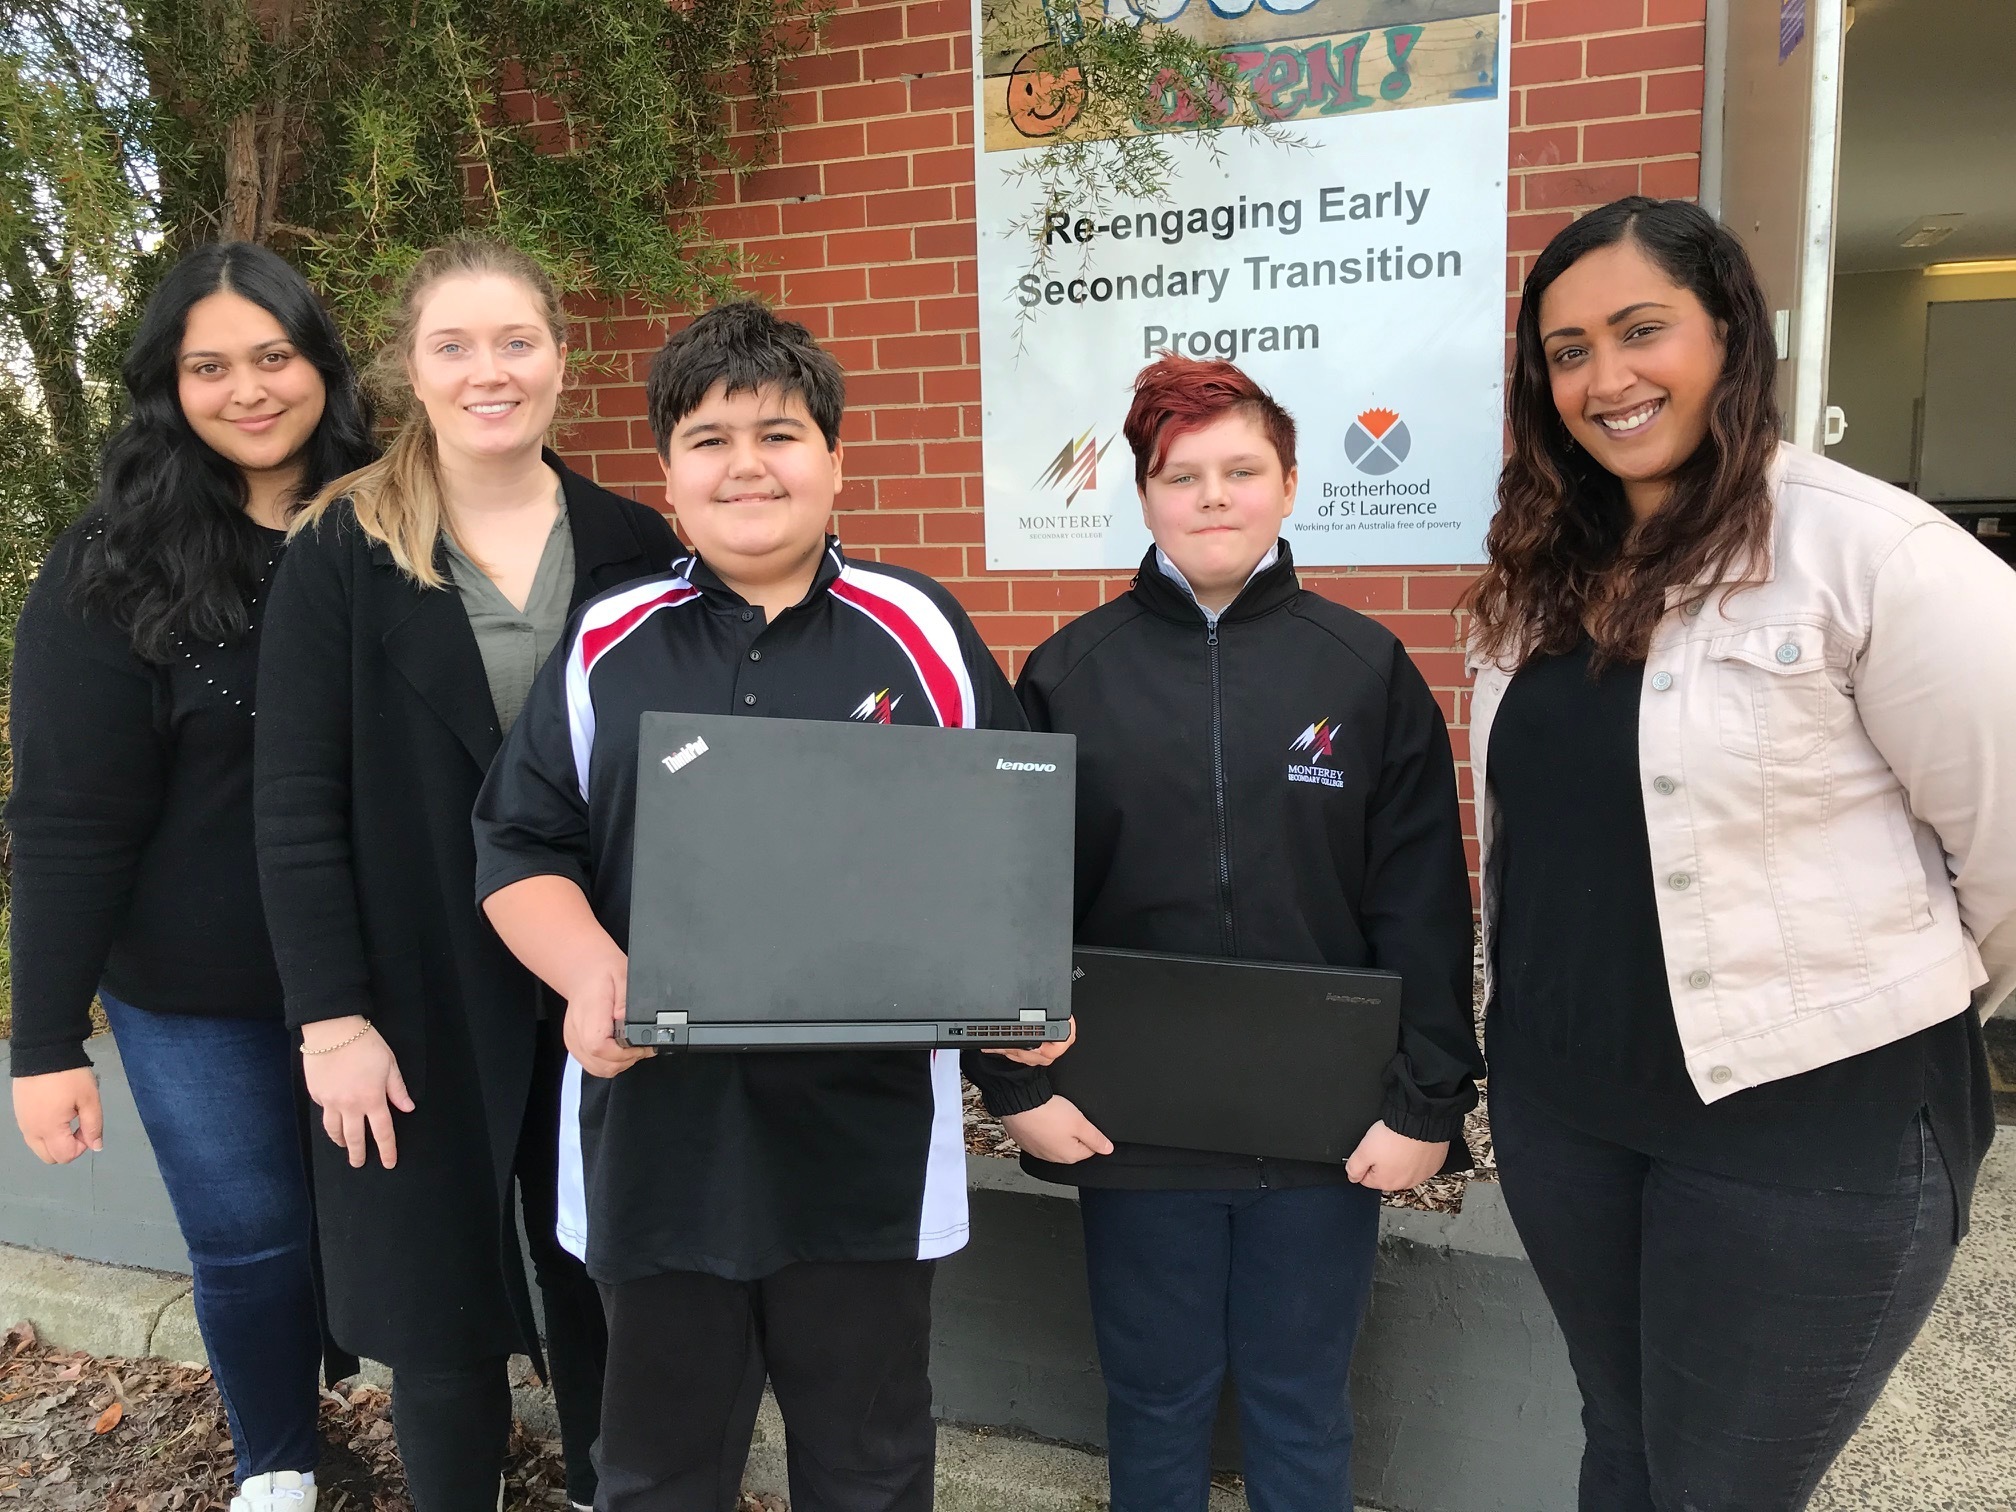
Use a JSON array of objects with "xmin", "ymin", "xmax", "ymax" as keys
[
  {"xmin": 596, "ymin": 1258, "xmax": 937, "ymax": 1512},
  {"xmin": 393, "ymin": 1018, "xmax": 608, "ymax": 1512},
  {"xmin": 1493, "ymin": 1083, "xmax": 1958, "ymax": 1512}
]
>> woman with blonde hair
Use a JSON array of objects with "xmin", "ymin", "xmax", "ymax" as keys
[{"xmin": 255, "ymin": 239, "xmax": 677, "ymax": 1511}]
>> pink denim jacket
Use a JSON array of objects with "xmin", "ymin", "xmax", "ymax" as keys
[{"xmin": 1470, "ymin": 444, "xmax": 2016, "ymax": 1103}]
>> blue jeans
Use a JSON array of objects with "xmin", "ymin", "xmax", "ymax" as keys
[
  {"xmin": 1078, "ymin": 1183, "xmax": 1380, "ymax": 1512},
  {"xmin": 103, "ymin": 994, "xmax": 322, "ymax": 1482}
]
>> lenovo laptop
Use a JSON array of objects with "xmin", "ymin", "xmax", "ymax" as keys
[
  {"xmin": 625, "ymin": 711, "xmax": 1076, "ymax": 1050},
  {"xmin": 1047, "ymin": 947, "xmax": 1403, "ymax": 1164}
]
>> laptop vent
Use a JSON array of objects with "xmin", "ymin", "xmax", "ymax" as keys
[{"xmin": 946, "ymin": 1022, "xmax": 1045, "ymax": 1039}]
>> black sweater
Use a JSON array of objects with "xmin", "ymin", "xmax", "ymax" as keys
[
  {"xmin": 7, "ymin": 518, "xmax": 287, "ymax": 1076},
  {"xmin": 1015, "ymin": 543, "xmax": 1482, "ymax": 1188}
]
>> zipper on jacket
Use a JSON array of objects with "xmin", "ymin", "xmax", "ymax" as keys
[{"xmin": 1207, "ymin": 626, "xmax": 1235, "ymax": 952}]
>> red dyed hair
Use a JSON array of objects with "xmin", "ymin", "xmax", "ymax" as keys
[{"xmin": 1122, "ymin": 353, "xmax": 1298, "ymax": 491}]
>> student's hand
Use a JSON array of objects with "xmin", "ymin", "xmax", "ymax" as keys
[
  {"xmin": 1345, "ymin": 1121, "xmax": 1447, "ymax": 1192},
  {"xmin": 1001, "ymin": 1095, "xmax": 1114, "ymax": 1165},
  {"xmin": 301, "ymin": 1018, "xmax": 415, "ymax": 1170},
  {"xmin": 13, "ymin": 1068, "xmax": 104, "ymax": 1165},
  {"xmin": 562, "ymin": 943, "xmax": 652, "ymax": 1079},
  {"xmin": 985, "ymin": 1015, "xmax": 1077, "ymax": 1066}
]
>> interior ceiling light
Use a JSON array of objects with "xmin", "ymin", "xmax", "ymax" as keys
[
  {"xmin": 1924, "ymin": 259, "xmax": 2016, "ymax": 277},
  {"xmin": 1897, "ymin": 215, "xmax": 1964, "ymax": 248}
]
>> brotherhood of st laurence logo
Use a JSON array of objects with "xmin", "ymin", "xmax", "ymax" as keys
[
  {"xmin": 1288, "ymin": 719, "xmax": 1345, "ymax": 788},
  {"xmin": 851, "ymin": 689, "xmax": 902, "ymax": 724},
  {"xmin": 1343, "ymin": 408, "xmax": 1411, "ymax": 476},
  {"xmin": 1036, "ymin": 428, "xmax": 1116, "ymax": 506}
]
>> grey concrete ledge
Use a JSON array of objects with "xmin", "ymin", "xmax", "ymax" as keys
[{"xmin": 0, "ymin": 1240, "xmax": 194, "ymax": 1360}]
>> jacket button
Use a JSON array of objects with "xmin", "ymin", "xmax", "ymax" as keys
[
  {"xmin": 1688, "ymin": 969, "xmax": 1712, "ymax": 989},
  {"xmin": 1651, "ymin": 671, "xmax": 1674, "ymax": 691},
  {"xmin": 749, "ymin": 649, "xmax": 762, "ymax": 662},
  {"xmin": 740, "ymin": 609, "xmax": 754, "ymax": 622},
  {"xmin": 1669, "ymin": 872, "xmax": 1692, "ymax": 890},
  {"xmin": 1709, "ymin": 1066, "xmax": 1734, "ymax": 1085},
  {"xmin": 744, "ymin": 693, "xmax": 757, "ymax": 706},
  {"xmin": 1653, "ymin": 776, "xmax": 1677, "ymax": 795},
  {"xmin": 1776, "ymin": 643, "xmax": 1801, "ymax": 664}
]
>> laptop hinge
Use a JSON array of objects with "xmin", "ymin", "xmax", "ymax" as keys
[
  {"xmin": 1019, "ymin": 1010, "xmax": 1046, "ymax": 1023},
  {"xmin": 655, "ymin": 1010, "xmax": 689, "ymax": 1027}
]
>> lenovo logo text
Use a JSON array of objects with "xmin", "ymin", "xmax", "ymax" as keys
[{"xmin": 996, "ymin": 758, "xmax": 1058, "ymax": 773}]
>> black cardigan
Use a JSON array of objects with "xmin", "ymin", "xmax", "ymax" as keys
[
  {"xmin": 253, "ymin": 457, "xmax": 675, "ymax": 1366},
  {"xmin": 7, "ymin": 518, "xmax": 288, "ymax": 1077}
]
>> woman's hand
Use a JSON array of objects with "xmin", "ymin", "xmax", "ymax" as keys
[
  {"xmin": 562, "ymin": 944, "xmax": 651, "ymax": 1079},
  {"xmin": 1001, "ymin": 1095, "xmax": 1114, "ymax": 1164},
  {"xmin": 984, "ymin": 1015, "xmax": 1077, "ymax": 1067},
  {"xmin": 1345, "ymin": 1121, "xmax": 1447, "ymax": 1191},
  {"xmin": 301, "ymin": 1017, "xmax": 414, "ymax": 1169},
  {"xmin": 13, "ymin": 1068, "xmax": 104, "ymax": 1164}
]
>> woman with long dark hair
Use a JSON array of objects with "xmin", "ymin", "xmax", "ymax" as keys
[
  {"xmin": 254, "ymin": 239, "xmax": 676, "ymax": 1512},
  {"xmin": 1467, "ymin": 195, "xmax": 2016, "ymax": 1510},
  {"xmin": 8, "ymin": 242, "xmax": 376, "ymax": 1512}
]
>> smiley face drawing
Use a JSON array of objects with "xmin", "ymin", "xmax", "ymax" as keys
[{"xmin": 1005, "ymin": 48, "xmax": 1086, "ymax": 137}]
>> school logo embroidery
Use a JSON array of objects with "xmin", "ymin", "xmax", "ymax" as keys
[
  {"xmin": 1288, "ymin": 719, "xmax": 1345, "ymax": 788},
  {"xmin": 1343, "ymin": 408, "xmax": 1411, "ymax": 476},
  {"xmin": 850, "ymin": 689, "xmax": 903, "ymax": 724},
  {"xmin": 1036, "ymin": 428, "xmax": 1116, "ymax": 505}
]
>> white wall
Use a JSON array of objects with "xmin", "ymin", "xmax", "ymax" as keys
[{"xmin": 1826, "ymin": 267, "xmax": 2016, "ymax": 486}]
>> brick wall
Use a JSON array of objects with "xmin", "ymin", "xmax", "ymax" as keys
[{"xmin": 559, "ymin": 0, "xmax": 1706, "ymax": 859}]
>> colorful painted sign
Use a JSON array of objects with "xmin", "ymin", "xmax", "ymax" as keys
[{"xmin": 973, "ymin": 0, "xmax": 1510, "ymax": 570}]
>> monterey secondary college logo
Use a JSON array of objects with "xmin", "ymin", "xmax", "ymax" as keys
[
  {"xmin": 1343, "ymin": 408, "xmax": 1412, "ymax": 476},
  {"xmin": 850, "ymin": 689, "xmax": 903, "ymax": 724},
  {"xmin": 1288, "ymin": 719, "xmax": 1345, "ymax": 789},
  {"xmin": 1036, "ymin": 428, "xmax": 1116, "ymax": 505}
]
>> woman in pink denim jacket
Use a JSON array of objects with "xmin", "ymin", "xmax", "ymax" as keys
[{"xmin": 1465, "ymin": 197, "xmax": 2016, "ymax": 1512}]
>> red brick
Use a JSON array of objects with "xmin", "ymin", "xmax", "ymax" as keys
[
  {"xmin": 1641, "ymin": 156, "xmax": 1701, "ymax": 198},
  {"xmin": 922, "ymin": 439, "xmax": 982, "ymax": 474},
  {"xmin": 822, "ymin": 6, "xmax": 905, "ymax": 47},
  {"xmin": 823, "ymin": 155, "xmax": 911, "ymax": 194},
  {"xmin": 1586, "ymin": 23, "xmax": 1702, "ymax": 75},
  {"xmin": 739, "ymin": 163, "xmax": 824, "ymax": 201},
  {"xmin": 863, "ymin": 38, "xmax": 951, "ymax": 79},
  {"xmin": 833, "ymin": 300, "xmax": 920, "ymax": 337},
  {"xmin": 780, "ymin": 123, "xmax": 867, "ymax": 165},
  {"xmin": 1511, "ymin": 39, "xmax": 1582, "ymax": 87},
  {"xmin": 1647, "ymin": 0, "xmax": 1706, "ymax": 21},
  {"xmin": 905, "ymin": 0, "xmax": 966, "ymax": 36},
  {"xmin": 875, "ymin": 405, "xmax": 962, "ymax": 438},
  {"xmin": 821, "ymin": 81, "xmax": 910, "ymax": 121},
  {"xmin": 1584, "ymin": 112, "xmax": 1701, "ymax": 162},
  {"xmin": 918, "ymin": 294, "xmax": 978, "ymax": 331},
  {"xmin": 869, "ymin": 260, "xmax": 958, "ymax": 298},
  {"xmin": 947, "ymin": 578, "xmax": 1011, "ymax": 614},
  {"xmin": 1011, "ymin": 578, "xmax": 1105, "ymax": 612},
  {"xmin": 922, "ymin": 367, "xmax": 981, "ymax": 403},
  {"xmin": 913, "ymin": 148, "xmax": 974, "ymax": 188},
  {"xmin": 786, "ymin": 51, "xmax": 862, "ymax": 90},
  {"xmin": 908, "ymin": 72, "xmax": 971, "ymax": 111},
  {"xmin": 1646, "ymin": 68, "xmax": 1703, "ymax": 111},
  {"xmin": 826, "ymin": 227, "xmax": 915, "ymax": 264},
  {"xmin": 555, "ymin": 418, "xmax": 633, "ymax": 453},
  {"xmin": 866, "ymin": 186, "xmax": 955, "ymax": 226},
  {"xmin": 701, "ymin": 203, "xmax": 781, "ymax": 240},
  {"xmin": 742, "ymin": 235, "xmax": 830, "ymax": 273},
  {"xmin": 876, "ymin": 545, "xmax": 968, "ymax": 578},
  {"xmin": 877, "ymin": 476, "xmax": 959, "ymax": 509},
  {"xmin": 866, "ymin": 114, "xmax": 956, "ymax": 153},
  {"xmin": 842, "ymin": 441, "xmax": 922, "ymax": 476},
  {"xmin": 1508, "ymin": 209, "xmax": 1575, "ymax": 253},
  {"xmin": 781, "ymin": 194, "xmax": 869, "ymax": 233},
  {"xmin": 1522, "ymin": 162, "xmax": 1641, "ymax": 210},
  {"xmin": 1406, "ymin": 574, "xmax": 1481, "ymax": 611},
  {"xmin": 921, "ymin": 508, "xmax": 986, "ymax": 543},
  {"xmin": 1522, "ymin": 76, "xmax": 1642, "ymax": 124},
  {"xmin": 1510, "ymin": 125, "xmax": 1578, "ymax": 170},
  {"xmin": 1307, "ymin": 575, "xmax": 1405, "ymax": 612},
  {"xmin": 915, "ymin": 221, "xmax": 977, "ymax": 258},
  {"xmin": 1523, "ymin": 0, "xmax": 1644, "ymax": 41},
  {"xmin": 848, "ymin": 370, "xmax": 921, "ymax": 405},
  {"xmin": 829, "ymin": 506, "xmax": 920, "ymax": 544},
  {"xmin": 592, "ymin": 449, "xmax": 665, "ymax": 485},
  {"xmin": 784, "ymin": 267, "xmax": 869, "ymax": 305}
]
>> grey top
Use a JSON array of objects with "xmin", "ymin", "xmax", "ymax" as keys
[{"xmin": 444, "ymin": 500, "xmax": 575, "ymax": 736}]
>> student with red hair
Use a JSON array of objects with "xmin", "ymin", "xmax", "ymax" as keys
[{"xmin": 1013, "ymin": 354, "xmax": 1482, "ymax": 1512}]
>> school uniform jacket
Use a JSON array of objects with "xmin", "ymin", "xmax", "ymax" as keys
[
  {"xmin": 1014, "ymin": 542, "xmax": 1483, "ymax": 1189},
  {"xmin": 254, "ymin": 456, "xmax": 676, "ymax": 1366},
  {"xmin": 471, "ymin": 539, "xmax": 1048, "ymax": 1286}
]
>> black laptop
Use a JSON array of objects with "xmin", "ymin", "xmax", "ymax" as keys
[
  {"xmin": 1047, "ymin": 947, "xmax": 1403, "ymax": 1164},
  {"xmin": 624, "ymin": 711, "xmax": 1076, "ymax": 1050}
]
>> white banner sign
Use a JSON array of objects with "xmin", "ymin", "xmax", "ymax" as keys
[{"xmin": 973, "ymin": 1, "xmax": 1511, "ymax": 570}]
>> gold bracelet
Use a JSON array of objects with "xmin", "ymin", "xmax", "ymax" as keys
[{"xmin": 300, "ymin": 1022, "xmax": 373, "ymax": 1056}]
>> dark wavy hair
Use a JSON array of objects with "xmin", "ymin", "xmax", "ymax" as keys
[
  {"xmin": 1464, "ymin": 197, "xmax": 1779, "ymax": 665},
  {"xmin": 71, "ymin": 243, "xmax": 375, "ymax": 662}
]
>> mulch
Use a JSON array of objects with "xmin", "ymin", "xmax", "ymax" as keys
[{"xmin": 0, "ymin": 1323, "xmax": 782, "ymax": 1511}]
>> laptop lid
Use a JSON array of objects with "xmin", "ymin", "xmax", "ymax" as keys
[
  {"xmin": 1047, "ymin": 947, "xmax": 1403, "ymax": 1164},
  {"xmin": 627, "ymin": 712, "xmax": 1075, "ymax": 1049}
]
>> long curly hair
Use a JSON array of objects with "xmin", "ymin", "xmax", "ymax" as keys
[
  {"xmin": 1464, "ymin": 197, "xmax": 1780, "ymax": 667},
  {"xmin": 72, "ymin": 243, "xmax": 375, "ymax": 663}
]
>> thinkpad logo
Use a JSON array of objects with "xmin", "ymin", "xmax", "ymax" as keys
[
  {"xmin": 996, "ymin": 758, "xmax": 1058, "ymax": 773},
  {"xmin": 661, "ymin": 737, "xmax": 709, "ymax": 775}
]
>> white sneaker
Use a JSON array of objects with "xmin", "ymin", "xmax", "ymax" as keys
[{"xmin": 230, "ymin": 1470, "xmax": 316, "ymax": 1512}]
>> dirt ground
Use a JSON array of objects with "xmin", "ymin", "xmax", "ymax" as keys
[{"xmin": 0, "ymin": 1323, "xmax": 783, "ymax": 1511}]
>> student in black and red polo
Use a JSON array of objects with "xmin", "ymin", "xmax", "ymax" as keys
[{"xmin": 472, "ymin": 304, "xmax": 1086, "ymax": 1512}]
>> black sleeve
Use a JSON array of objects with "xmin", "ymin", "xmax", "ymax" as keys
[
  {"xmin": 253, "ymin": 521, "xmax": 374, "ymax": 1029},
  {"xmin": 629, "ymin": 500, "xmax": 679, "ymax": 574},
  {"xmin": 4, "ymin": 541, "xmax": 166, "ymax": 1076},
  {"xmin": 472, "ymin": 627, "xmax": 594, "ymax": 906},
  {"xmin": 1362, "ymin": 646, "xmax": 1483, "ymax": 1148},
  {"xmin": 951, "ymin": 604, "xmax": 1053, "ymax": 1115}
]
